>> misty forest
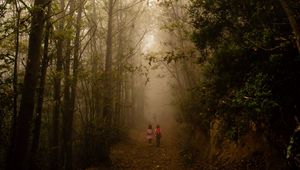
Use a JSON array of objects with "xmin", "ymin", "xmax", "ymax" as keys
[{"xmin": 1, "ymin": 0, "xmax": 300, "ymax": 169}]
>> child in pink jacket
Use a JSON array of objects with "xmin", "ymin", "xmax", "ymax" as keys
[{"xmin": 146, "ymin": 124, "xmax": 153, "ymax": 144}]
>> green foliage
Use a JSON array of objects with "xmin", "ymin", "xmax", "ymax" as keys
[
  {"xmin": 188, "ymin": 0, "xmax": 300, "ymax": 150},
  {"xmin": 232, "ymin": 73, "xmax": 278, "ymax": 123}
]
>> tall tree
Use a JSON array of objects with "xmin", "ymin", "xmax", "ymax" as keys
[
  {"xmin": 50, "ymin": 0, "xmax": 64, "ymax": 169},
  {"xmin": 62, "ymin": 0, "xmax": 75, "ymax": 168},
  {"xmin": 91, "ymin": 0, "xmax": 101, "ymax": 121},
  {"xmin": 63, "ymin": 0, "xmax": 84, "ymax": 169},
  {"xmin": 114, "ymin": 0, "xmax": 124, "ymax": 126},
  {"xmin": 103, "ymin": 0, "xmax": 114, "ymax": 123},
  {"xmin": 6, "ymin": 0, "xmax": 49, "ymax": 169},
  {"xmin": 30, "ymin": 2, "xmax": 52, "ymax": 169},
  {"xmin": 7, "ymin": 0, "xmax": 21, "ymax": 166},
  {"xmin": 11, "ymin": 0, "xmax": 21, "ymax": 141}
]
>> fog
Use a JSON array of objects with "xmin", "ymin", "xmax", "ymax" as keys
[
  {"xmin": 140, "ymin": 2, "xmax": 177, "ymax": 129},
  {"xmin": 144, "ymin": 62, "xmax": 175, "ymax": 124},
  {"xmin": 2, "ymin": 0, "xmax": 299, "ymax": 169}
]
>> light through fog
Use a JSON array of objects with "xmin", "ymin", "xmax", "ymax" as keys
[
  {"xmin": 141, "ymin": 1, "xmax": 175, "ymax": 127},
  {"xmin": 3, "ymin": 0, "xmax": 298, "ymax": 169}
]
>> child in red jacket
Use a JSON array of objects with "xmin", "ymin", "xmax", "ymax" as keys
[{"xmin": 155, "ymin": 125, "xmax": 161, "ymax": 147}]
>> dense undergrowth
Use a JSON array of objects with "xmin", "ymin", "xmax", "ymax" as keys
[{"xmin": 173, "ymin": 0, "xmax": 300, "ymax": 169}]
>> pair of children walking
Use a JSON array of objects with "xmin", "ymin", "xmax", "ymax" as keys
[{"xmin": 146, "ymin": 124, "xmax": 161, "ymax": 147}]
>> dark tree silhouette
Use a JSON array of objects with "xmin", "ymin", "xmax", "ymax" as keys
[{"xmin": 6, "ymin": 0, "xmax": 49, "ymax": 169}]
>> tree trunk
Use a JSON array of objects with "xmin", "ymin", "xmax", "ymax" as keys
[
  {"xmin": 280, "ymin": 0, "xmax": 300, "ymax": 54},
  {"xmin": 6, "ymin": 0, "xmax": 48, "ymax": 169},
  {"xmin": 103, "ymin": 0, "xmax": 114, "ymax": 124},
  {"xmin": 91, "ymin": 0, "xmax": 101, "ymax": 122},
  {"xmin": 123, "ymin": 74, "xmax": 130, "ymax": 126},
  {"xmin": 50, "ymin": 0, "xmax": 64, "ymax": 169},
  {"xmin": 62, "ymin": 1, "xmax": 75, "ymax": 168},
  {"xmin": 114, "ymin": 0, "xmax": 123, "ymax": 127},
  {"xmin": 30, "ymin": 2, "xmax": 52, "ymax": 170},
  {"xmin": 63, "ymin": 0, "xmax": 84, "ymax": 169},
  {"xmin": 11, "ymin": 0, "xmax": 20, "ymax": 142},
  {"xmin": 130, "ymin": 73, "xmax": 135, "ymax": 126},
  {"xmin": 7, "ymin": 1, "xmax": 20, "ymax": 168}
]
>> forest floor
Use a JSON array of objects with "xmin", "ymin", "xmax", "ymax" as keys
[
  {"xmin": 86, "ymin": 124, "xmax": 266, "ymax": 170},
  {"xmin": 87, "ymin": 120, "xmax": 188, "ymax": 170},
  {"xmin": 109, "ymin": 127, "xmax": 184, "ymax": 170}
]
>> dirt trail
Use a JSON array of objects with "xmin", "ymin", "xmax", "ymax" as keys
[{"xmin": 109, "ymin": 124, "xmax": 184, "ymax": 170}]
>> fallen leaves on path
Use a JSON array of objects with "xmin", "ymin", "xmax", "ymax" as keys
[{"xmin": 109, "ymin": 128, "xmax": 184, "ymax": 170}]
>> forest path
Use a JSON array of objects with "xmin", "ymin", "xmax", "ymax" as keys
[{"xmin": 109, "ymin": 124, "xmax": 185, "ymax": 170}]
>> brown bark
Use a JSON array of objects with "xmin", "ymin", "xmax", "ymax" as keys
[
  {"xmin": 6, "ymin": 0, "xmax": 48, "ymax": 169},
  {"xmin": 30, "ymin": 2, "xmax": 52, "ymax": 169},
  {"xmin": 63, "ymin": 0, "xmax": 84, "ymax": 169},
  {"xmin": 50, "ymin": 0, "xmax": 64, "ymax": 169},
  {"xmin": 103, "ymin": 0, "xmax": 114, "ymax": 124},
  {"xmin": 91, "ymin": 0, "xmax": 101, "ymax": 121},
  {"xmin": 115, "ymin": 0, "xmax": 124, "ymax": 127},
  {"xmin": 12, "ymin": 0, "xmax": 20, "ymax": 140},
  {"xmin": 62, "ymin": 1, "xmax": 75, "ymax": 168},
  {"xmin": 7, "ymin": 1, "xmax": 20, "ymax": 167},
  {"xmin": 280, "ymin": 0, "xmax": 300, "ymax": 54}
]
